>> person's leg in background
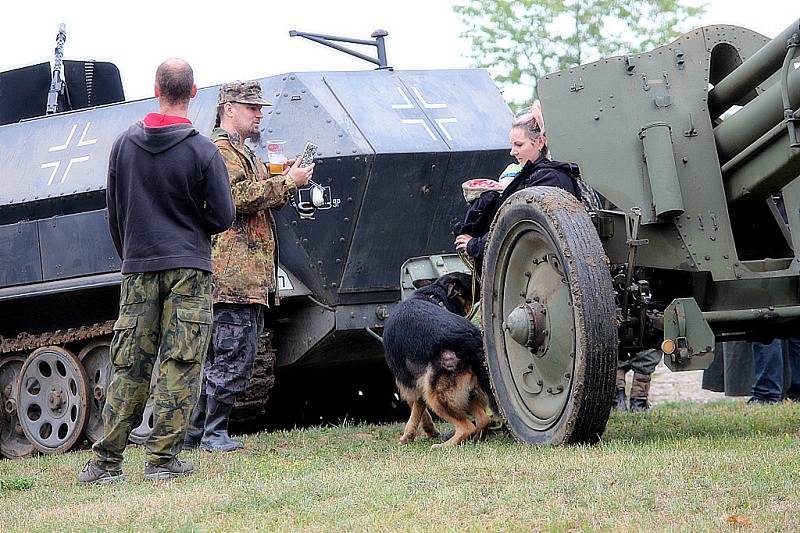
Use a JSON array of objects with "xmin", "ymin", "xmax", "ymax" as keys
[{"xmin": 749, "ymin": 339, "xmax": 783, "ymax": 404}]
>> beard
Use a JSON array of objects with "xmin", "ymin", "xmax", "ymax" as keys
[{"xmin": 246, "ymin": 127, "xmax": 261, "ymax": 144}]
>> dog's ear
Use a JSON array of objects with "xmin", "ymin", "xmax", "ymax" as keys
[{"xmin": 413, "ymin": 278, "xmax": 434, "ymax": 289}]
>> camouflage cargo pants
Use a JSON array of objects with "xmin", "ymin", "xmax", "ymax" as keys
[
  {"xmin": 92, "ymin": 268, "xmax": 213, "ymax": 468},
  {"xmin": 203, "ymin": 304, "xmax": 264, "ymax": 405}
]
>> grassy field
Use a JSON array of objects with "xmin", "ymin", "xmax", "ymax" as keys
[{"xmin": 1, "ymin": 400, "xmax": 799, "ymax": 532}]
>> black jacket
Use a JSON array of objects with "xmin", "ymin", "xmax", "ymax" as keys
[
  {"xmin": 458, "ymin": 155, "xmax": 581, "ymax": 260},
  {"xmin": 107, "ymin": 121, "xmax": 235, "ymax": 274}
]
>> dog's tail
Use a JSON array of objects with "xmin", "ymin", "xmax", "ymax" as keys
[{"xmin": 451, "ymin": 331, "xmax": 499, "ymax": 415}]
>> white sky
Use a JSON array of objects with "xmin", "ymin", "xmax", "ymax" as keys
[{"xmin": 0, "ymin": 0, "xmax": 797, "ymax": 101}]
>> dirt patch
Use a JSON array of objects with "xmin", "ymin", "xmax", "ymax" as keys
[{"xmin": 624, "ymin": 362, "xmax": 735, "ymax": 405}]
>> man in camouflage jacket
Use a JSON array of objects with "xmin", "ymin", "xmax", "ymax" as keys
[{"xmin": 184, "ymin": 80, "xmax": 314, "ymax": 452}]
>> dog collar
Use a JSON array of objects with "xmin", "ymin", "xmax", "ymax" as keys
[{"xmin": 427, "ymin": 294, "xmax": 446, "ymax": 308}]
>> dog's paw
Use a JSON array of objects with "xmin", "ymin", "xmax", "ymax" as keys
[{"xmin": 399, "ymin": 433, "xmax": 415, "ymax": 445}]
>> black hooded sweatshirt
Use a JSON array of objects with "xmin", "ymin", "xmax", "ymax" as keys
[
  {"xmin": 460, "ymin": 154, "xmax": 582, "ymax": 261},
  {"xmin": 106, "ymin": 121, "xmax": 235, "ymax": 274}
]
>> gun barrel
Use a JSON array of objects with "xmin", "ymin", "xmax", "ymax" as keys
[
  {"xmin": 708, "ymin": 19, "xmax": 800, "ymax": 119},
  {"xmin": 713, "ymin": 62, "xmax": 800, "ymax": 164}
]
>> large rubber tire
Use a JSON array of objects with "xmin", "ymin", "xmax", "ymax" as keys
[{"xmin": 482, "ymin": 187, "xmax": 617, "ymax": 445}]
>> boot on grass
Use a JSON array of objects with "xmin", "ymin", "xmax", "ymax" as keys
[
  {"xmin": 78, "ymin": 460, "xmax": 124, "ymax": 485},
  {"xmin": 144, "ymin": 457, "xmax": 194, "ymax": 480},
  {"xmin": 629, "ymin": 397, "xmax": 650, "ymax": 412},
  {"xmin": 200, "ymin": 397, "xmax": 244, "ymax": 452},
  {"xmin": 612, "ymin": 387, "xmax": 628, "ymax": 412},
  {"xmin": 612, "ymin": 369, "xmax": 628, "ymax": 412},
  {"xmin": 629, "ymin": 372, "xmax": 652, "ymax": 413}
]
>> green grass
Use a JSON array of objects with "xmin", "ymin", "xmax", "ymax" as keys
[
  {"xmin": 1, "ymin": 400, "xmax": 799, "ymax": 532},
  {"xmin": 0, "ymin": 475, "xmax": 34, "ymax": 493}
]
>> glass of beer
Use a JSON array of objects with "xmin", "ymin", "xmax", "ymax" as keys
[{"xmin": 266, "ymin": 140, "xmax": 287, "ymax": 174}]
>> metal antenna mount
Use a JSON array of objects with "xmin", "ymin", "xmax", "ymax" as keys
[{"xmin": 289, "ymin": 29, "xmax": 390, "ymax": 69}]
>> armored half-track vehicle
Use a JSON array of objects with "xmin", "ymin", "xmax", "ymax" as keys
[
  {"xmin": 480, "ymin": 19, "xmax": 800, "ymax": 445},
  {"xmin": 0, "ymin": 28, "xmax": 513, "ymax": 457}
]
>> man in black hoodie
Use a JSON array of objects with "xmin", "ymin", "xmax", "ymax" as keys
[{"xmin": 78, "ymin": 58, "xmax": 235, "ymax": 484}]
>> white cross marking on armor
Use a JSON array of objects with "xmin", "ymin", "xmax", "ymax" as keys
[
  {"xmin": 42, "ymin": 161, "xmax": 60, "ymax": 186},
  {"xmin": 401, "ymin": 119, "xmax": 437, "ymax": 140},
  {"xmin": 42, "ymin": 122, "xmax": 97, "ymax": 185},
  {"xmin": 77, "ymin": 123, "xmax": 97, "ymax": 146},
  {"xmin": 434, "ymin": 118, "xmax": 458, "ymax": 141},
  {"xmin": 390, "ymin": 85, "xmax": 457, "ymax": 142},
  {"xmin": 411, "ymin": 86, "xmax": 447, "ymax": 109},
  {"xmin": 60, "ymin": 156, "xmax": 90, "ymax": 184},
  {"xmin": 390, "ymin": 87, "xmax": 414, "ymax": 109},
  {"xmin": 49, "ymin": 124, "xmax": 76, "ymax": 151}
]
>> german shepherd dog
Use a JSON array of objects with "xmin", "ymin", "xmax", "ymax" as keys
[{"xmin": 383, "ymin": 272, "xmax": 494, "ymax": 448}]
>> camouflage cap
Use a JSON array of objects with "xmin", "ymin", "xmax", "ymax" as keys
[{"xmin": 218, "ymin": 80, "xmax": 272, "ymax": 106}]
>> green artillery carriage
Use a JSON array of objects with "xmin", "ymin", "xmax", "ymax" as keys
[{"xmin": 482, "ymin": 19, "xmax": 800, "ymax": 445}]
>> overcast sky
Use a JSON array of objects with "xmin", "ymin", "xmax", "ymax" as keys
[{"xmin": 0, "ymin": 0, "xmax": 797, "ymax": 101}]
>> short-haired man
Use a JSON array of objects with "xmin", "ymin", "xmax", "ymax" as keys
[
  {"xmin": 78, "ymin": 58, "xmax": 235, "ymax": 483},
  {"xmin": 183, "ymin": 80, "xmax": 312, "ymax": 451}
]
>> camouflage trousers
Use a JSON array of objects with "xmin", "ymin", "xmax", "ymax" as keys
[
  {"xmin": 92, "ymin": 268, "xmax": 213, "ymax": 468},
  {"xmin": 203, "ymin": 304, "xmax": 264, "ymax": 405},
  {"xmin": 617, "ymin": 348, "xmax": 663, "ymax": 399}
]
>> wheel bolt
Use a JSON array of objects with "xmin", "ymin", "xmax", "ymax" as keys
[{"xmin": 48, "ymin": 389, "xmax": 64, "ymax": 409}]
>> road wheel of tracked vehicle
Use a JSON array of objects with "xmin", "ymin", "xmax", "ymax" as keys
[
  {"xmin": 128, "ymin": 359, "xmax": 158, "ymax": 445},
  {"xmin": 0, "ymin": 355, "xmax": 35, "ymax": 458},
  {"xmin": 78, "ymin": 340, "xmax": 112, "ymax": 443},
  {"xmin": 17, "ymin": 347, "xmax": 89, "ymax": 454},
  {"xmin": 231, "ymin": 337, "xmax": 277, "ymax": 427},
  {"xmin": 482, "ymin": 186, "xmax": 617, "ymax": 445}
]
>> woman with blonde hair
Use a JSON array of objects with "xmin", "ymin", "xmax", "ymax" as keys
[{"xmin": 454, "ymin": 102, "xmax": 583, "ymax": 267}]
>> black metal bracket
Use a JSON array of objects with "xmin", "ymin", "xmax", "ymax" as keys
[
  {"xmin": 289, "ymin": 29, "xmax": 390, "ymax": 69},
  {"xmin": 781, "ymin": 32, "xmax": 800, "ymax": 150},
  {"xmin": 46, "ymin": 23, "xmax": 68, "ymax": 115},
  {"xmin": 621, "ymin": 207, "xmax": 649, "ymax": 320}
]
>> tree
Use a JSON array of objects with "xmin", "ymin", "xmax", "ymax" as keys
[{"xmin": 453, "ymin": 0, "xmax": 706, "ymax": 107}]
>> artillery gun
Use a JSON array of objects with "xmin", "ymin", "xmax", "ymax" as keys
[
  {"xmin": 0, "ymin": 27, "xmax": 512, "ymax": 457},
  {"xmin": 481, "ymin": 19, "xmax": 800, "ymax": 445}
]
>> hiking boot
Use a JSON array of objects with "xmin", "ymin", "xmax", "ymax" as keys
[
  {"xmin": 144, "ymin": 457, "xmax": 194, "ymax": 480},
  {"xmin": 78, "ymin": 460, "xmax": 123, "ymax": 485},
  {"xmin": 629, "ymin": 397, "xmax": 650, "ymax": 412},
  {"xmin": 199, "ymin": 397, "xmax": 243, "ymax": 452},
  {"xmin": 183, "ymin": 392, "xmax": 207, "ymax": 450},
  {"xmin": 611, "ymin": 387, "xmax": 628, "ymax": 412}
]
